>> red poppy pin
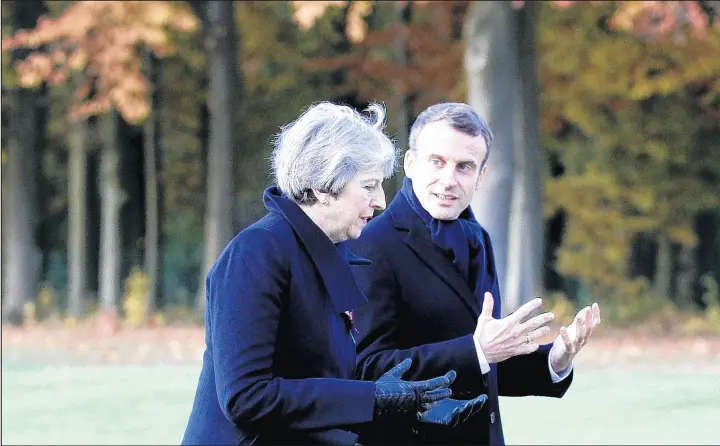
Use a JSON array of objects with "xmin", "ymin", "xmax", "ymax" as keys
[{"xmin": 344, "ymin": 310, "xmax": 359, "ymax": 334}]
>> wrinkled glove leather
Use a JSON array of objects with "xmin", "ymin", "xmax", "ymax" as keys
[
  {"xmin": 418, "ymin": 394, "xmax": 488, "ymax": 428},
  {"xmin": 373, "ymin": 358, "xmax": 455, "ymax": 418}
]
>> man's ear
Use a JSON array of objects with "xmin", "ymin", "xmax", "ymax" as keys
[
  {"xmin": 475, "ymin": 165, "xmax": 488, "ymax": 190},
  {"xmin": 403, "ymin": 150, "xmax": 415, "ymax": 179}
]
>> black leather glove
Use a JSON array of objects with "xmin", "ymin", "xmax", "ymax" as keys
[
  {"xmin": 373, "ymin": 358, "xmax": 455, "ymax": 418},
  {"xmin": 417, "ymin": 394, "xmax": 488, "ymax": 427}
]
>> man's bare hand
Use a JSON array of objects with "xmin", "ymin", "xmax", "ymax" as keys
[
  {"xmin": 473, "ymin": 292, "xmax": 555, "ymax": 364},
  {"xmin": 549, "ymin": 303, "xmax": 601, "ymax": 374}
]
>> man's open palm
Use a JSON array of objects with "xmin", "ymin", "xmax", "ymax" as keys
[
  {"xmin": 549, "ymin": 303, "xmax": 602, "ymax": 373},
  {"xmin": 473, "ymin": 292, "xmax": 555, "ymax": 364}
]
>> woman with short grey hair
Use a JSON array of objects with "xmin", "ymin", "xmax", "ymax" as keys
[
  {"xmin": 182, "ymin": 101, "xmax": 487, "ymax": 445},
  {"xmin": 273, "ymin": 101, "xmax": 397, "ymax": 205}
]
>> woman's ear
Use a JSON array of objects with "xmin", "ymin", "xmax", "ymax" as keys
[{"xmin": 313, "ymin": 189, "xmax": 331, "ymax": 206}]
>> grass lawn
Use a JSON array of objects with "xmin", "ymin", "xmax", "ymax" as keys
[{"xmin": 2, "ymin": 361, "xmax": 718, "ymax": 445}]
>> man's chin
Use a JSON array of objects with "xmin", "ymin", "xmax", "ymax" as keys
[{"xmin": 427, "ymin": 206, "xmax": 461, "ymax": 221}]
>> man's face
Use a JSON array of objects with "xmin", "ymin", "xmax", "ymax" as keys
[{"xmin": 404, "ymin": 120, "xmax": 487, "ymax": 220}]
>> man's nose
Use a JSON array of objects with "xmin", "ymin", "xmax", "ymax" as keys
[{"xmin": 438, "ymin": 166, "xmax": 458, "ymax": 188}]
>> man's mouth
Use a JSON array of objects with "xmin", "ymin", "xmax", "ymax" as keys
[{"xmin": 433, "ymin": 193, "xmax": 458, "ymax": 201}]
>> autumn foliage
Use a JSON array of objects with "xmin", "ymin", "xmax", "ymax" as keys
[
  {"xmin": 1, "ymin": 0, "xmax": 719, "ymax": 326},
  {"xmin": 520, "ymin": 0, "xmax": 719, "ymax": 41},
  {"xmin": 539, "ymin": 1, "xmax": 720, "ymax": 298},
  {"xmin": 1, "ymin": 1, "xmax": 198, "ymax": 124}
]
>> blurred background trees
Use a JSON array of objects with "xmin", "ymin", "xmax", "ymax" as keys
[{"xmin": 2, "ymin": 0, "xmax": 719, "ymax": 333}]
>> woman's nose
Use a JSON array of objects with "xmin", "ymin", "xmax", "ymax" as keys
[{"xmin": 371, "ymin": 188, "xmax": 386, "ymax": 210}]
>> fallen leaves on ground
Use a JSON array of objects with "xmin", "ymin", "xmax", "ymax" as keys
[{"xmin": 2, "ymin": 323, "xmax": 720, "ymax": 368}]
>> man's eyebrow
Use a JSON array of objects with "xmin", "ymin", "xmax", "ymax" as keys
[{"xmin": 427, "ymin": 153, "xmax": 478, "ymax": 165}]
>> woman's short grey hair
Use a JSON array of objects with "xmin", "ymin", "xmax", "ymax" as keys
[
  {"xmin": 408, "ymin": 102, "xmax": 494, "ymax": 167},
  {"xmin": 271, "ymin": 101, "xmax": 398, "ymax": 204}
]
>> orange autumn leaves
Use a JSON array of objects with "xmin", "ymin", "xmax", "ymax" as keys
[
  {"xmin": 543, "ymin": 1, "xmax": 718, "ymax": 41},
  {"xmin": 1, "ymin": 1, "xmax": 198, "ymax": 124}
]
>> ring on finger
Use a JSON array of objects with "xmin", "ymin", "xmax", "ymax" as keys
[{"xmin": 525, "ymin": 333, "xmax": 531, "ymax": 344}]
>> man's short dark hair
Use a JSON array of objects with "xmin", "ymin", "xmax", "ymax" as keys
[{"xmin": 408, "ymin": 103, "xmax": 493, "ymax": 167}]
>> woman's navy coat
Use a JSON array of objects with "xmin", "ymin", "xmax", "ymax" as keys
[{"xmin": 182, "ymin": 187, "xmax": 376, "ymax": 445}]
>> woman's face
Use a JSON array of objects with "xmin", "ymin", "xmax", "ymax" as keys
[{"xmin": 322, "ymin": 170, "xmax": 387, "ymax": 243}]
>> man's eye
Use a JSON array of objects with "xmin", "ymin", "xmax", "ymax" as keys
[{"xmin": 430, "ymin": 158, "xmax": 442, "ymax": 165}]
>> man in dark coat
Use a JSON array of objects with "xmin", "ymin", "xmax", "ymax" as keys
[{"xmin": 348, "ymin": 102, "xmax": 602, "ymax": 445}]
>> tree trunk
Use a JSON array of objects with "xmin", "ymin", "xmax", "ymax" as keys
[
  {"xmin": 67, "ymin": 117, "xmax": 88, "ymax": 319},
  {"xmin": 2, "ymin": 88, "xmax": 42, "ymax": 325},
  {"xmin": 2, "ymin": 0, "xmax": 45, "ymax": 325},
  {"xmin": 197, "ymin": 0, "xmax": 240, "ymax": 316},
  {"xmin": 464, "ymin": 1, "xmax": 518, "ymax": 315},
  {"xmin": 143, "ymin": 49, "xmax": 163, "ymax": 318},
  {"xmin": 653, "ymin": 234, "xmax": 672, "ymax": 300},
  {"xmin": 98, "ymin": 111, "xmax": 125, "ymax": 332},
  {"xmin": 505, "ymin": 1, "xmax": 543, "ymax": 312},
  {"xmin": 391, "ymin": 1, "xmax": 413, "ymax": 194},
  {"xmin": 85, "ymin": 149, "xmax": 102, "ymax": 306},
  {"xmin": 329, "ymin": 2, "xmax": 356, "ymax": 107},
  {"xmin": 695, "ymin": 211, "xmax": 720, "ymax": 307},
  {"xmin": 674, "ymin": 243, "xmax": 696, "ymax": 308}
]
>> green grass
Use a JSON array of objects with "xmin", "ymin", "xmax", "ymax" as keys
[
  {"xmin": 2, "ymin": 362, "xmax": 718, "ymax": 444},
  {"xmin": 500, "ymin": 365, "xmax": 720, "ymax": 444}
]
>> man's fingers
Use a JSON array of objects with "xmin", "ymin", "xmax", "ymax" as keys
[
  {"xmin": 518, "ymin": 311, "xmax": 555, "ymax": 334},
  {"xmin": 524, "ymin": 325, "xmax": 551, "ymax": 343},
  {"xmin": 575, "ymin": 310, "xmax": 585, "ymax": 343},
  {"xmin": 592, "ymin": 302, "xmax": 602, "ymax": 327},
  {"xmin": 560, "ymin": 325, "xmax": 572, "ymax": 349},
  {"xmin": 508, "ymin": 297, "xmax": 543, "ymax": 324},
  {"xmin": 480, "ymin": 292, "xmax": 494, "ymax": 319},
  {"xmin": 579, "ymin": 307, "xmax": 592, "ymax": 343}
]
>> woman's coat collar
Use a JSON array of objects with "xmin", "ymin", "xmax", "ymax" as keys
[{"xmin": 263, "ymin": 186, "xmax": 369, "ymax": 313}]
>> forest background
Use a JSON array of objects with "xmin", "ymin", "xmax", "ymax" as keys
[
  {"xmin": 2, "ymin": 0, "xmax": 720, "ymax": 336},
  {"xmin": 3, "ymin": 2, "xmax": 720, "ymax": 444}
]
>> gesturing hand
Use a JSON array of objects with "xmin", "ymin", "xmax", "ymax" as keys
[
  {"xmin": 418, "ymin": 394, "xmax": 488, "ymax": 428},
  {"xmin": 374, "ymin": 358, "xmax": 455, "ymax": 418},
  {"xmin": 549, "ymin": 303, "xmax": 601, "ymax": 373},
  {"xmin": 473, "ymin": 292, "xmax": 555, "ymax": 364}
]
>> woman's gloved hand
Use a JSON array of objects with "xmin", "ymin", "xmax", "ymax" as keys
[
  {"xmin": 417, "ymin": 394, "xmax": 488, "ymax": 427},
  {"xmin": 373, "ymin": 358, "xmax": 455, "ymax": 418}
]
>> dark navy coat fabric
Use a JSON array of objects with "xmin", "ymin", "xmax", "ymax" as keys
[
  {"xmin": 182, "ymin": 187, "xmax": 376, "ymax": 445},
  {"xmin": 348, "ymin": 191, "xmax": 572, "ymax": 445}
]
